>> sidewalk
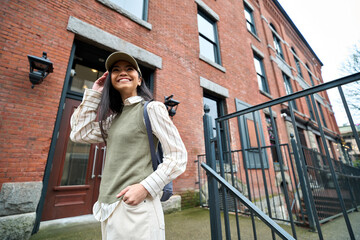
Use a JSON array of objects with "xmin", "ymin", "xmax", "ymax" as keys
[{"xmin": 30, "ymin": 207, "xmax": 360, "ymax": 240}]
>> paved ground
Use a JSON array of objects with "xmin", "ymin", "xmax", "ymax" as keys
[{"xmin": 30, "ymin": 207, "xmax": 360, "ymax": 240}]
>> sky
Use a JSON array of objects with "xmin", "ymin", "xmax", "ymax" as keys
[{"xmin": 277, "ymin": 0, "xmax": 360, "ymax": 125}]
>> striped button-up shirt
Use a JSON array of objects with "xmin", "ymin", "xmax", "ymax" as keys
[{"xmin": 70, "ymin": 89, "xmax": 187, "ymax": 221}]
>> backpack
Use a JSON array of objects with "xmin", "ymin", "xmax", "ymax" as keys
[{"xmin": 143, "ymin": 101, "xmax": 173, "ymax": 202}]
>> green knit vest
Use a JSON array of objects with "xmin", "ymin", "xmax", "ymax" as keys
[{"xmin": 98, "ymin": 101, "xmax": 156, "ymax": 204}]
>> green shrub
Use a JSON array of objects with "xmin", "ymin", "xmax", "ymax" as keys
[{"xmin": 180, "ymin": 190, "xmax": 200, "ymax": 209}]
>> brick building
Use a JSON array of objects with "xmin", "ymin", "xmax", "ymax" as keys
[{"xmin": 0, "ymin": 0, "xmax": 342, "ymax": 238}]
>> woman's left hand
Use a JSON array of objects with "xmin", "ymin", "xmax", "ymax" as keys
[{"xmin": 117, "ymin": 184, "xmax": 149, "ymax": 206}]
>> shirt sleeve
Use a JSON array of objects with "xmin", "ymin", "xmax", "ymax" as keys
[
  {"xmin": 70, "ymin": 89, "xmax": 110, "ymax": 144},
  {"xmin": 140, "ymin": 101, "xmax": 188, "ymax": 198}
]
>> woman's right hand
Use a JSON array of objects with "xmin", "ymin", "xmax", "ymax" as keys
[{"xmin": 92, "ymin": 71, "xmax": 108, "ymax": 93}]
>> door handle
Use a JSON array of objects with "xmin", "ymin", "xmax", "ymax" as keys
[
  {"xmin": 91, "ymin": 146, "xmax": 98, "ymax": 179},
  {"xmin": 98, "ymin": 146, "xmax": 106, "ymax": 178}
]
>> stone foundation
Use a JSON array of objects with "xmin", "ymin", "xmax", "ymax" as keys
[
  {"xmin": 161, "ymin": 195, "xmax": 181, "ymax": 214},
  {"xmin": 0, "ymin": 182, "xmax": 42, "ymax": 240}
]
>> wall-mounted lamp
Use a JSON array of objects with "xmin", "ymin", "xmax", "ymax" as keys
[
  {"xmin": 164, "ymin": 95, "xmax": 180, "ymax": 117},
  {"xmin": 27, "ymin": 52, "xmax": 54, "ymax": 88}
]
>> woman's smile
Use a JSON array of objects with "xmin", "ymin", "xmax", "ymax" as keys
[
  {"xmin": 111, "ymin": 60, "xmax": 141, "ymax": 100},
  {"xmin": 117, "ymin": 78, "xmax": 132, "ymax": 83}
]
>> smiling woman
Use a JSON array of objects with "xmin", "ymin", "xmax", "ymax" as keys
[
  {"xmin": 69, "ymin": 51, "xmax": 187, "ymax": 239},
  {"xmin": 110, "ymin": 61, "xmax": 141, "ymax": 101}
]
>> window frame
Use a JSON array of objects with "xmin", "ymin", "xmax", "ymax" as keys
[
  {"xmin": 316, "ymin": 101, "xmax": 328, "ymax": 128},
  {"xmin": 292, "ymin": 47, "xmax": 303, "ymax": 78},
  {"xmin": 244, "ymin": 4, "xmax": 257, "ymax": 35},
  {"xmin": 282, "ymin": 73, "xmax": 298, "ymax": 110},
  {"xmin": 197, "ymin": 10, "xmax": 222, "ymax": 65},
  {"xmin": 306, "ymin": 64, "xmax": 315, "ymax": 86},
  {"xmin": 265, "ymin": 115, "xmax": 280, "ymax": 163},
  {"xmin": 253, "ymin": 53, "xmax": 270, "ymax": 94},
  {"xmin": 97, "ymin": 0, "xmax": 151, "ymax": 29},
  {"xmin": 270, "ymin": 24, "xmax": 284, "ymax": 59},
  {"xmin": 305, "ymin": 95, "xmax": 315, "ymax": 120}
]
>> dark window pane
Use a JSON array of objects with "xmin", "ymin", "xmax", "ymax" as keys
[
  {"xmin": 283, "ymin": 73, "xmax": 297, "ymax": 110},
  {"xmin": 317, "ymin": 102, "xmax": 327, "ymax": 128},
  {"xmin": 253, "ymin": 55, "xmax": 269, "ymax": 93},
  {"xmin": 308, "ymin": 71, "xmax": 315, "ymax": 86},
  {"xmin": 273, "ymin": 35, "xmax": 284, "ymax": 59}
]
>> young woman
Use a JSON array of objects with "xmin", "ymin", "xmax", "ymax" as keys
[{"xmin": 70, "ymin": 52, "xmax": 187, "ymax": 239}]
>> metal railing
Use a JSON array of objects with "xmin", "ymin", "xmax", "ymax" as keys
[
  {"xmin": 201, "ymin": 162, "xmax": 295, "ymax": 240},
  {"xmin": 197, "ymin": 144, "xmax": 306, "ymax": 226},
  {"xmin": 201, "ymin": 72, "xmax": 360, "ymax": 240}
]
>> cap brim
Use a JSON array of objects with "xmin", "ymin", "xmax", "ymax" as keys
[{"xmin": 105, "ymin": 52, "xmax": 141, "ymax": 75}]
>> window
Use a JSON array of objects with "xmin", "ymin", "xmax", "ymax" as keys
[
  {"xmin": 292, "ymin": 47, "xmax": 303, "ymax": 78},
  {"xmin": 306, "ymin": 64, "xmax": 315, "ymax": 86},
  {"xmin": 317, "ymin": 102, "xmax": 328, "ymax": 128},
  {"xmin": 270, "ymin": 24, "xmax": 284, "ymax": 59},
  {"xmin": 265, "ymin": 115, "xmax": 279, "ymax": 163},
  {"xmin": 198, "ymin": 11, "xmax": 221, "ymax": 64},
  {"xmin": 244, "ymin": 4, "xmax": 256, "ymax": 35},
  {"xmin": 253, "ymin": 53, "xmax": 270, "ymax": 93},
  {"xmin": 308, "ymin": 72, "xmax": 314, "ymax": 86},
  {"xmin": 305, "ymin": 95, "xmax": 315, "ymax": 120},
  {"xmin": 108, "ymin": 0, "xmax": 148, "ymax": 20},
  {"xmin": 283, "ymin": 73, "xmax": 297, "ymax": 110}
]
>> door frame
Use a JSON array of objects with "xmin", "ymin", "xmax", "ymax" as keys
[{"xmin": 33, "ymin": 44, "xmax": 76, "ymax": 233}]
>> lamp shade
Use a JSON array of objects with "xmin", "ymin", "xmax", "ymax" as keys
[{"xmin": 27, "ymin": 52, "xmax": 54, "ymax": 88}]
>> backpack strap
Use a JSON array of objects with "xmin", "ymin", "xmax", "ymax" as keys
[
  {"xmin": 143, "ymin": 101, "xmax": 159, "ymax": 171},
  {"xmin": 144, "ymin": 101, "xmax": 173, "ymax": 202}
]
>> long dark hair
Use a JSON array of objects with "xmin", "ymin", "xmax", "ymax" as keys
[{"xmin": 98, "ymin": 69, "xmax": 153, "ymax": 142}]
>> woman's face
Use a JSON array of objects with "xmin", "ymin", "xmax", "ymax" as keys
[{"xmin": 111, "ymin": 61, "xmax": 141, "ymax": 100}]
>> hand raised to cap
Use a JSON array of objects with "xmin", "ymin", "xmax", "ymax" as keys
[{"xmin": 92, "ymin": 71, "xmax": 108, "ymax": 93}]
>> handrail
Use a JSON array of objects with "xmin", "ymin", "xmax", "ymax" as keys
[
  {"xmin": 216, "ymin": 72, "xmax": 360, "ymax": 122},
  {"xmin": 201, "ymin": 162, "xmax": 296, "ymax": 240}
]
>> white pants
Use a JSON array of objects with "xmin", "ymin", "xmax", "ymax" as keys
[{"xmin": 101, "ymin": 195, "xmax": 165, "ymax": 240}]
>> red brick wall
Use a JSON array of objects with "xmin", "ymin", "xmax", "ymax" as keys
[
  {"xmin": 0, "ymin": 0, "xmax": 75, "ymax": 186},
  {"xmin": 0, "ymin": 0, "xmax": 339, "ymax": 193}
]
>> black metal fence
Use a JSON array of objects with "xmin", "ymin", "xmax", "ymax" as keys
[
  {"xmin": 301, "ymin": 146, "xmax": 360, "ymax": 223},
  {"xmin": 197, "ymin": 144, "xmax": 306, "ymax": 226},
  {"xmin": 200, "ymin": 72, "xmax": 360, "ymax": 240}
]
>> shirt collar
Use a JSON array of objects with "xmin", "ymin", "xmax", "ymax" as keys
[{"xmin": 124, "ymin": 96, "xmax": 143, "ymax": 106}]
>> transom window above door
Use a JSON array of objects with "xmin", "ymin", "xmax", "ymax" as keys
[
  {"xmin": 68, "ymin": 41, "xmax": 154, "ymax": 97},
  {"xmin": 70, "ymin": 65, "xmax": 104, "ymax": 94}
]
